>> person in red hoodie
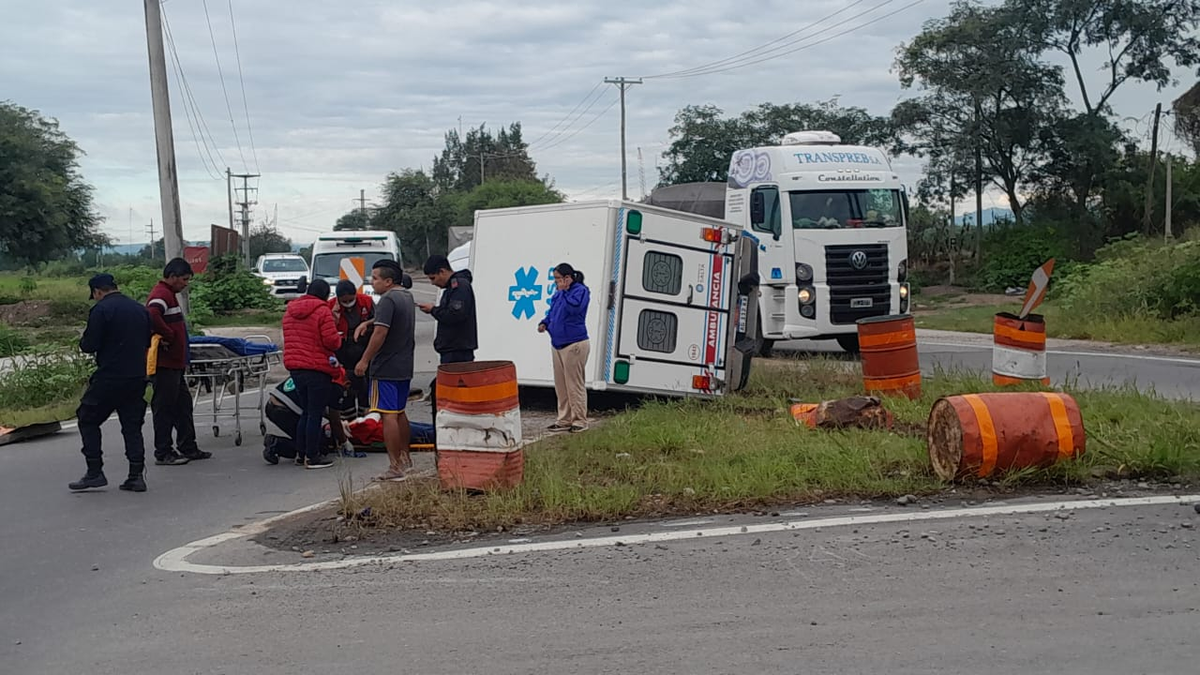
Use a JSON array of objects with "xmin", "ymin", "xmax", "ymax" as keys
[
  {"xmin": 146, "ymin": 258, "xmax": 208, "ymax": 466},
  {"xmin": 328, "ymin": 279, "xmax": 374, "ymax": 414},
  {"xmin": 282, "ymin": 278, "xmax": 343, "ymax": 469}
]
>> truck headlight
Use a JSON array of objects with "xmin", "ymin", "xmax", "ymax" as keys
[
  {"xmin": 262, "ymin": 278, "xmax": 273, "ymax": 286},
  {"xmin": 900, "ymin": 284, "xmax": 909, "ymax": 300},
  {"xmin": 898, "ymin": 259, "xmax": 908, "ymax": 282},
  {"xmin": 796, "ymin": 263, "xmax": 813, "ymax": 282},
  {"xmin": 798, "ymin": 286, "xmax": 814, "ymax": 305}
]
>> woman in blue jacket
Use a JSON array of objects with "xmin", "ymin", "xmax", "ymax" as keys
[{"xmin": 538, "ymin": 263, "xmax": 591, "ymax": 432}]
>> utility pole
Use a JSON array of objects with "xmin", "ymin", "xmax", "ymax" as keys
[
  {"xmin": 360, "ymin": 189, "xmax": 367, "ymax": 217},
  {"xmin": 143, "ymin": 0, "xmax": 185, "ymax": 271},
  {"xmin": 973, "ymin": 98, "xmax": 984, "ymax": 265},
  {"xmin": 1143, "ymin": 102, "xmax": 1163, "ymax": 236},
  {"xmin": 1165, "ymin": 155, "xmax": 1174, "ymax": 241},
  {"xmin": 637, "ymin": 147, "xmax": 647, "ymax": 200},
  {"xmin": 605, "ymin": 77, "xmax": 642, "ymax": 200},
  {"xmin": 146, "ymin": 219, "xmax": 158, "ymax": 261},
  {"xmin": 948, "ymin": 172, "xmax": 957, "ymax": 286},
  {"xmin": 226, "ymin": 167, "xmax": 235, "ymax": 233},
  {"xmin": 231, "ymin": 172, "xmax": 260, "ymax": 265}
]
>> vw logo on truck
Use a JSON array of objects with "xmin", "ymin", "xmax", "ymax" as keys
[{"xmin": 849, "ymin": 250, "xmax": 869, "ymax": 270}]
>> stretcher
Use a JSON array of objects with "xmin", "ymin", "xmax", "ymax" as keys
[{"xmin": 186, "ymin": 335, "xmax": 282, "ymax": 447}]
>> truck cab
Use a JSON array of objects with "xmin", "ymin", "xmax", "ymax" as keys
[
  {"xmin": 652, "ymin": 131, "xmax": 910, "ymax": 354},
  {"xmin": 308, "ymin": 231, "xmax": 402, "ymax": 299}
]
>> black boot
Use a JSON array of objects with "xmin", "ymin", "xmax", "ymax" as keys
[
  {"xmin": 69, "ymin": 460, "xmax": 107, "ymax": 491},
  {"xmin": 119, "ymin": 462, "xmax": 147, "ymax": 492}
]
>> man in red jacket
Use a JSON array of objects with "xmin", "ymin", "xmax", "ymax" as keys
[
  {"xmin": 283, "ymin": 278, "xmax": 343, "ymax": 469},
  {"xmin": 147, "ymin": 258, "xmax": 209, "ymax": 466}
]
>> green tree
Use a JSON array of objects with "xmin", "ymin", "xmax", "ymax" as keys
[
  {"xmin": 894, "ymin": 1, "xmax": 1065, "ymax": 227},
  {"xmin": 248, "ymin": 222, "xmax": 292, "ymax": 260},
  {"xmin": 658, "ymin": 99, "xmax": 895, "ymax": 185},
  {"xmin": 334, "ymin": 208, "xmax": 373, "ymax": 231},
  {"xmin": 373, "ymin": 170, "xmax": 453, "ymax": 264},
  {"xmin": 1172, "ymin": 82, "xmax": 1200, "ymax": 155},
  {"xmin": 450, "ymin": 179, "xmax": 565, "ymax": 228},
  {"xmin": 0, "ymin": 102, "xmax": 106, "ymax": 266},
  {"xmin": 432, "ymin": 123, "xmax": 539, "ymax": 193}
]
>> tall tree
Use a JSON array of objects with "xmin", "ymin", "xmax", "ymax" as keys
[
  {"xmin": 1013, "ymin": 0, "xmax": 1200, "ymax": 118},
  {"xmin": 658, "ymin": 99, "xmax": 895, "ymax": 186},
  {"xmin": 334, "ymin": 208, "xmax": 373, "ymax": 231},
  {"xmin": 0, "ymin": 102, "xmax": 106, "ymax": 266},
  {"xmin": 894, "ymin": 1, "xmax": 1066, "ymax": 227},
  {"xmin": 248, "ymin": 222, "xmax": 292, "ymax": 259},
  {"xmin": 1173, "ymin": 82, "xmax": 1200, "ymax": 154},
  {"xmin": 449, "ymin": 179, "xmax": 565, "ymax": 228},
  {"xmin": 373, "ymin": 170, "xmax": 453, "ymax": 264},
  {"xmin": 431, "ymin": 123, "xmax": 538, "ymax": 193}
]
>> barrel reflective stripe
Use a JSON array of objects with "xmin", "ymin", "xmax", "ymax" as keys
[
  {"xmin": 961, "ymin": 394, "xmax": 999, "ymax": 477},
  {"xmin": 994, "ymin": 322, "xmax": 1045, "ymax": 351},
  {"xmin": 856, "ymin": 314, "xmax": 921, "ymax": 400},
  {"xmin": 437, "ymin": 380, "xmax": 520, "ymax": 408},
  {"xmin": 858, "ymin": 327, "xmax": 916, "ymax": 349},
  {"xmin": 435, "ymin": 360, "xmax": 524, "ymax": 490},
  {"xmin": 1041, "ymin": 392, "xmax": 1076, "ymax": 462}
]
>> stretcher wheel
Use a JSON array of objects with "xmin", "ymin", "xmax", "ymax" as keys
[
  {"xmin": 235, "ymin": 432, "xmax": 243, "ymax": 447},
  {"xmin": 212, "ymin": 426, "xmax": 220, "ymax": 437}
]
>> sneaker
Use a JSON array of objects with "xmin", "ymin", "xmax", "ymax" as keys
[
  {"xmin": 546, "ymin": 423, "xmax": 571, "ymax": 433},
  {"xmin": 180, "ymin": 450, "xmax": 212, "ymax": 461},
  {"xmin": 305, "ymin": 456, "xmax": 335, "ymax": 470},
  {"xmin": 154, "ymin": 453, "xmax": 191, "ymax": 466},
  {"xmin": 569, "ymin": 424, "xmax": 589, "ymax": 434}
]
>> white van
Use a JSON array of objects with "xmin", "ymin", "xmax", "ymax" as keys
[{"xmin": 308, "ymin": 231, "xmax": 402, "ymax": 298}]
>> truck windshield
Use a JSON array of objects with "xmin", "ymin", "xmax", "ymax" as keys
[
  {"xmin": 789, "ymin": 189, "xmax": 903, "ymax": 229},
  {"xmin": 311, "ymin": 252, "xmax": 395, "ymax": 279},
  {"xmin": 261, "ymin": 258, "xmax": 307, "ymax": 273}
]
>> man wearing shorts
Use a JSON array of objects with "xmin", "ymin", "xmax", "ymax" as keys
[{"xmin": 354, "ymin": 259, "xmax": 416, "ymax": 481}]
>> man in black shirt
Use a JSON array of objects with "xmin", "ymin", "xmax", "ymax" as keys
[
  {"xmin": 70, "ymin": 274, "xmax": 153, "ymax": 492},
  {"xmin": 417, "ymin": 255, "xmax": 477, "ymax": 364}
]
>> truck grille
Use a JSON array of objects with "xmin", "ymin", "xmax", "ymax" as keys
[
  {"xmin": 274, "ymin": 279, "xmax": 300, "ymax": 288},
  {"xmin": 824, "ymin": 244, "xmax": 891, "ymax": 325}
]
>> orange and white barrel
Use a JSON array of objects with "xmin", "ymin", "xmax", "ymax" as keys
[
  {"xmin": 992, "ymin": 313, "xmax": 1049, "ymax": 386},
  {"xmin": 435, "ymin": 361, "xmax": 524, "ymax": 491}
]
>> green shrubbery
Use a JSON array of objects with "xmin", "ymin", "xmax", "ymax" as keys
[{"xmin": 1055, "ymin": 233, "xmax": 1200, "ymax": 321}]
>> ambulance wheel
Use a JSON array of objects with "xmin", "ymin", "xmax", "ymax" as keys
[
  {"xmin": 836, "ymin": 334, "xmax": 861, "ymax": 355},
  {"xmin": 235, "ymin": 432, "xmax": 243, "ymax": 447},
  {"xmin": 263, "ymin": 446, "xmax": 279, "ymax": 465},
  {"xmin": 212, "ymin": 426, "xmax": 220, "ymax": 437}
]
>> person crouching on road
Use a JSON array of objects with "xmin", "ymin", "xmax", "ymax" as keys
[
  {"xmin": 69, "ymin": 274, "xmax": 153, "ymax": 492},
  {"xmin": 147, "ymin": 258, "xmax": 209, "ymax": 466},
  {"xmin": 282, "ymin": 278, "xmax": 342, "ymax": 469},
  {"xmin": 329, "ymin": 279, "xmax": 374, "ymax": 414},
  {"xmin": 538, "ymin": 263, "xmax": 590, "ymax": 433}
]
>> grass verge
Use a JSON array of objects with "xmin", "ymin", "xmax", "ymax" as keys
[
  {"xmin": 914, "ymin": 300, "xmax": 1200, "ymax": 349},
  {"xmin": 0, "ymin": 354, "xmax": 92, "ymax": 428},
  {"xmin": 341, "ymin": 360, "xmax": 1200, "ymax": 534}
]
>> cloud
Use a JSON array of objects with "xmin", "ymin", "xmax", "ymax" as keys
[{"xmin": 2, "ymin": 0, "xmax": 1191, "ymax": 244}]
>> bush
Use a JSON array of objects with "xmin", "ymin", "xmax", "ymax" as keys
[
  {"xmin": 972, "ymin": 225, "xmax": 1071, "ymax": 292},
  {"xmin": 0, "ymin": 353, "xmax": 92, "ymax": 412},
  {"xmin": 188, "ymin": 255, "xmax": 280, "ymax": 315},
  {"xmin": 0, "ymin": 325, "xmax": 29, "ymax": 357},
  {"xmin": 1055, "ymin": 233, "xmax": 1200, "ymax": 321},
  {"xmin": 1149, "ymin": 243, "xmax": 1200, "ymax": 319},
  {"xmin": 41, "ymin": 259, "xmax": 87, "ymax": 278},
  {"xmin": 108, "ymin": 265, "xmax": 161, "ymax": 302}
]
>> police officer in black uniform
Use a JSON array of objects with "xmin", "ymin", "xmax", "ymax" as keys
[
  {"xmin": 69, "ymin": 274, "xmax": 153, "ymax": 492},
  {"xmin": 417, "ymin": 255, "xmax": 478, "ymax": 409}
]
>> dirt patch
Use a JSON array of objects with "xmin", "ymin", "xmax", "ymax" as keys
[
  {"xmin": 913, "ymin": 286, "xmax": 1014, "ymax": 312},
  {"xmin": 0, "ymin": 301, "xmax": 55, "ymax": 328}
]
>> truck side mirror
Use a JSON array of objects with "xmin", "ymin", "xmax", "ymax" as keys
[
  {"xmin": 296, "ymin": 276, "xmax": 308, "ymax": 294},
  {"xmin": 750, "ymin": 191, "xmax": 765, "ymax": 223}
]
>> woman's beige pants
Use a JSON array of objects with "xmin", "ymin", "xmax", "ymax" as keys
[{"xmin": 552, "ymin": 340, "xmax": 590, "ymax": 426}]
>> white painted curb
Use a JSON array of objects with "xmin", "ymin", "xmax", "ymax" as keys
[{"xmin": 154, "ymin": 494, "xmax": 1200, "ymax": 576}]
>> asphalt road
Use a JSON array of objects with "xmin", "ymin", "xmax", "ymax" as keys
[{"xmin": 2, "ymin": 280, "xmax": 1199, "ymax": 673}]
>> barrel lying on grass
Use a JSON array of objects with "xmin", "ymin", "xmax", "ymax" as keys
[{"xmin": 927, "ymin": 392, "xmax": 1086, "ymax": 481}]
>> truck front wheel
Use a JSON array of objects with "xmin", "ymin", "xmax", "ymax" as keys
[
  {"xmin": 836, "ymin": 334, "xmax": 861, "ymax": 355},
  {"xmin": 754, "ymin": 324, "xmax": 775, "ymax": 358}
]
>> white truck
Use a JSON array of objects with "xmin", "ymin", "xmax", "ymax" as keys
[
  {"xmin": 307, "ymin": 231, "xmax": 402, "ymax": 299},
  {"xmin": 649, "ymin": 131, "xmax": 911, "ymax": 355},
  {"xmin": 470, "ymin": 201, "xmax": 760, "ymax": 397}
]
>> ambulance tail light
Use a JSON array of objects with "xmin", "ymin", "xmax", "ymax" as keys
[
  {"xmin": 701, "ymin": 227, "xmax": 723, "ymax": 244},
  {"xmin": 692, "ymin": 375, "xmax": 713, "ymax": 391}
]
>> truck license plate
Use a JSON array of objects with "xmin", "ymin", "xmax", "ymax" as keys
[
  {"xmin": 850, "ymin": 297, "xmax": 873, "ymax": 308},
  {"xmin": 737, "ymin": 295, "xmax": 748, "ymax": 333}
]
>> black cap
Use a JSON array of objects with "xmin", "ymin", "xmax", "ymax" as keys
[{"xmin": 87, "ymin": 273, "xmax": 117, "ymax": 299}]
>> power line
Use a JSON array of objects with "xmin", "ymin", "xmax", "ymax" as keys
[
  {"xmin": 643, "ymin": 0, "xmax": 922, "ymax": 80},
  {"xmin": 164, "ymin": 35, "xmax": 221, "ymax": 180},
  {"xmin": 526, "ymin": 81, "xmax": 606, "ymax": 149},
  {"xmin": 201, "ymin": 0, "xmax": 249, "ymax": 172},
  {"xmin": 534, "ymin": 92, "xmax": 621, "ymax": 153},
  {"xmin": 161, "ymin": 5, "xmax": 227, "ymax": 177},
  {"xmin": 644, "ymin": 0, "xmax": 872, "ymax": 79},
  {"xmin": 227, "ymin": 0, "xmax": 260, "ymax": 173}
]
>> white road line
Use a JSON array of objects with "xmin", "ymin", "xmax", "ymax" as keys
[
  {"xmin": 153, "ymin": 494, "xmax": 1200, "ymax": 576},
  {"xmin": 920, "ymin": 340, "xmax": 1200, "ymax": 366}
]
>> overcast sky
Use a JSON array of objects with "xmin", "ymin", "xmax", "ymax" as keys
[{"xmin": 2, "ymin": 0, "xmax": 1194, "ymax": 246}]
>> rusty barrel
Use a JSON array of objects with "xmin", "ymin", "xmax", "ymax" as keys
[
  {"xmin": 435, "ymin": 360, "xmax": 524, "ymax": 491},
  {"xmin": 992, "ymin": 312, "xmax": 1049, "ymax": 387},
  {"xmin": 856, "ymin": 314, "xmax": 921, "ymax": 400},
  {"xmin": 927, "ymin": 392, "xmax": 1085, "ymax": 481}
]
